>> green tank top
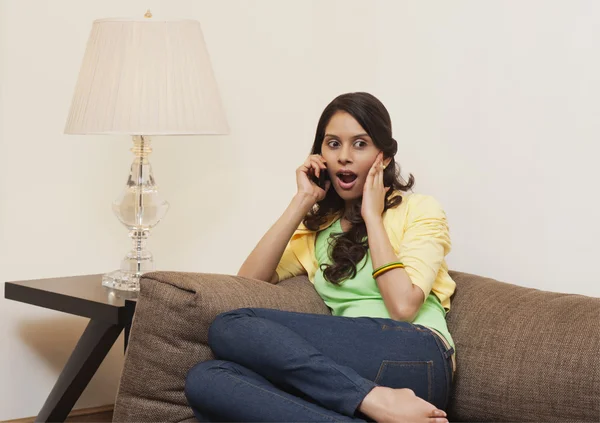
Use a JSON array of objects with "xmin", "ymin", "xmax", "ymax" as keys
[{"xmin": 314, "ymin": 218, "xmax": 455, "ymax": 349}]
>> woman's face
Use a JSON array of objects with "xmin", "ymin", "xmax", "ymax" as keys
[{"xmin": 320, "ymin": 111, "xmax": 386, "ymax": 202}]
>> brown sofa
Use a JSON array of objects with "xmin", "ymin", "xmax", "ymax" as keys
[{"xmin": 112, "ymin": 270, "xmax": 600, "ymax": 422}]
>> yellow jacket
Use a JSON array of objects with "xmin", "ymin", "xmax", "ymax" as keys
[{"xmin": 276, "ymin": 192, "xmax": 456, "ymax": 311}]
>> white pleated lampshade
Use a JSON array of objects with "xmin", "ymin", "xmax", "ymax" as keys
[{"xmin": 65, "ymin": 16, "xmax": 228, "ymax": 135}]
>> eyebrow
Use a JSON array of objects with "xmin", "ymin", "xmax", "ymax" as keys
[{"xmin": 324, "ymin": 133, "xmax": 370, "ymax": 139}]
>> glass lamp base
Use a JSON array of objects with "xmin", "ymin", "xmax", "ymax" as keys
[
  {"xmin": 103, "ymin": 136, "xmax": 168, "ymax": 293},
  {"xmin": 102, "ymin": 270, "xmax": 141, "ymax": 292}
]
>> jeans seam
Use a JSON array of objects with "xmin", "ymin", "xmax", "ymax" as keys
[
  {"xmin": 222, "ymin": 372, "xmax": 342, "ymax": 422},
  {"xmin": 321, "ymin": 362, "xmax": 374, "ymax": 415},
  {"xmin": 420, "ymin": 329, "xmax": 452, "ymax": 408}
]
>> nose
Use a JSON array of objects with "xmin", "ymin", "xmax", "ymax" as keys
[{"xmin": 337, "ymin": 144, "xmax": 353, "ymax": 165}]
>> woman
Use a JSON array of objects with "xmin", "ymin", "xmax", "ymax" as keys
[{"xmin": 185, "ymin": 92, "xmax": 456, "ymax": 423}]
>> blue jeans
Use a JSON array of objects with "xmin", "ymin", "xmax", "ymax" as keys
[{"xmin": 185, "ymin": 308, "xmax": 454, "ymax": 422}]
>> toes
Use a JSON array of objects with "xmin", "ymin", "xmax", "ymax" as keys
[{"xmin": 429, "ymin": 408, "xmax": 448, "ymax": 422}]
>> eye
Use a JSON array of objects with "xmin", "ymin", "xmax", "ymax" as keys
[{"xmin": 325, "ymin": 139, "xmax": 368, "ymax": 148}]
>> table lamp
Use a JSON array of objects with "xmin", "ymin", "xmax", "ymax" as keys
[{"xmin": 64, "ymin": 11, "xmax": 228, "ymax": 291}]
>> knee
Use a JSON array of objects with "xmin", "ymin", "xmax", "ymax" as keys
[
  {"xmin": 208, "ymin": 308, "xmax": 256, "ymax": 352},
  {"xmin": 184, "ymin": 360, "xmax": 227, "ymax": 404},
  {"xmin": 210, "ymin": 308, "xmax": 255, "ymax": 335}
]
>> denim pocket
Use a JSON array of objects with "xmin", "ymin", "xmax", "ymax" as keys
[{"xmin": 374, "ymin": 360, "xmax": 433, "ymax": 403}]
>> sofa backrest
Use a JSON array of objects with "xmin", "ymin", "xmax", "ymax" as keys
[{"xmin": 114, "ymin": 270, "xmax": 600, "ymax": 422}]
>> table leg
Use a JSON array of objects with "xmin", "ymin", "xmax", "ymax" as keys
[
  {"xmin": 123, "ymin": 299, "xmax": 136, "ymax": 354},
  {"xmin": 35, "ymin": 319, "xmax": 124, "ymax": 423},
  {"xmin": 124, "ymin": 322, "xmax": 131, "ymax": 353}
]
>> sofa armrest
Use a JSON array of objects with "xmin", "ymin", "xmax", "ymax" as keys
[{"xmin": 113, "ymin": 271, "xmax": 329, "ymax": 422}]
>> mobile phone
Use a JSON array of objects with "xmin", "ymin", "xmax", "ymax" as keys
[{"xmin": 311, "ymin": 168, "xmax": 330, "ymax": 189}]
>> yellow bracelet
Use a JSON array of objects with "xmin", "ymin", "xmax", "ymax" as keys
[{"xmin": 372, "ymin": 262, "xmax": 405, "ymax": 279}]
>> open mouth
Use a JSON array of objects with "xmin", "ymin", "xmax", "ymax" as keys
[{"xmin": 336, "ymin": 170, "xmax": 358, "ymax": 190}]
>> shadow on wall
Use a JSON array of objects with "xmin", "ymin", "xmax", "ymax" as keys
[{"xmin": 16, "ymin": 315, "xmax": 124, "ymax": 407}]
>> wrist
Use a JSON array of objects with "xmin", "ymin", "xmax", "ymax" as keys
[
  {"xmin": 363, "ymin": 214, "xmax": 383, "ymax": 226},
  {"xmin": 289, "ymin": 193, "xmax": 317, "ymax": 217},
  {"xmin": 293, "ymin": 192, "xmax": 318, "ymax": 209}
]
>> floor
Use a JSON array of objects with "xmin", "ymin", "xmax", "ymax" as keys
[
  {"xmin": 65, "ymin": 409, "xmax": 112, "ymax": 423},
  {"xmin": 6, "ymin": 406, "xmax": 113, "ymax": 423}
]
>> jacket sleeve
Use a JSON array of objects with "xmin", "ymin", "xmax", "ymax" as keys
[
  {"xmin": 275, "ymin": 239, "xmax": 307, "ymax": 282},
  {"xmin": 397, "ymin": 195, "xmax": 452, "ymax": 303}
]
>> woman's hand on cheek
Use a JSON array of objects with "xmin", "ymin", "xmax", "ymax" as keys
[{"xmin": 361, "ymin": 151, "xmax": 390, "ymax": 223}]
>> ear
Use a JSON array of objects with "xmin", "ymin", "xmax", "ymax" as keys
[{"xmin": 383, "ymin": 158, "xmax": 392, "ymax": 169}]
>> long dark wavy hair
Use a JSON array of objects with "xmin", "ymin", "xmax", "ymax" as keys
[{"xmin": 303, "ymin": 92, "xmax": 415, "ymax": 285}]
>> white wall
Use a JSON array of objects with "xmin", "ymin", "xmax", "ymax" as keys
[{"xmin": 2, "ymin": 0, "xmax": 599, "ymax": 419}]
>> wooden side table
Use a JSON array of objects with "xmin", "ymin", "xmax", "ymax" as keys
[{"xmin": 4, "ymin": 274, "xmax": 137, "ymax": 423}]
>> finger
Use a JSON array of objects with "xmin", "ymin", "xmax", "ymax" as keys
[
  {"xmin": 366, "ymin": 161, "xmax": 377, "ymax": 188},
  {"xmin": 312, "ymin": 161, "xmax": 320, "ymax": 178},
  {"xmin": 309, "ymin": 158, "xmax": 326, "ymax": 178},
  {"xmin": 303, "ymin": 158, "xmax": 323, "ymax": 178},
  {"xmin": 314, "ymin": 154, "xmax": 327, "ymax": 165},
  {"xmin": 302, "ymin": 157, "xmax": 313, "ymax": 170},
  {"xmin": 299, "ymin": 162, "xmax": 319, "ymax": 181},
  {"xmin": 371, "ymin": 159, "xmax": 382, "ymax": 188},
  {"xmin": 299, "ymin": 160, "xmax": 313, "ymax": 174},
  {"xmin": 298, "ymin": 163, "xmax": 310, "ymax": 175},
  {"xmin": 310, "ymin": 154, "xmax": 327, "ymax": 168},
  {"xmin": 310, "ymin": 156, "xmax": 327, "ymax": 170},
  {"xmin": 372, "ymin": 155, "xmax": 382, "ymax": 172},
  {"xmin": 308, "ymin": 155, "xmax": 326, "ymax": 167},
  {"xmin": 370, "ymin": 155, "xmax": 380, "ymax": 173},
  {"xmin": 375, "ymin": 159, "xmax": 384, "ymax": 187}
]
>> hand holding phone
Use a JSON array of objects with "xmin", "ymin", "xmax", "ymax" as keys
[{"xmin": 296, "ymin": 154, "xmax": 331, "ymax": 202}]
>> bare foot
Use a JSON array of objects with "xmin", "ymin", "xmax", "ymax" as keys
[{"xmin": 358, "ymin": 386, "xmax": 448, "ymax": 423}]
